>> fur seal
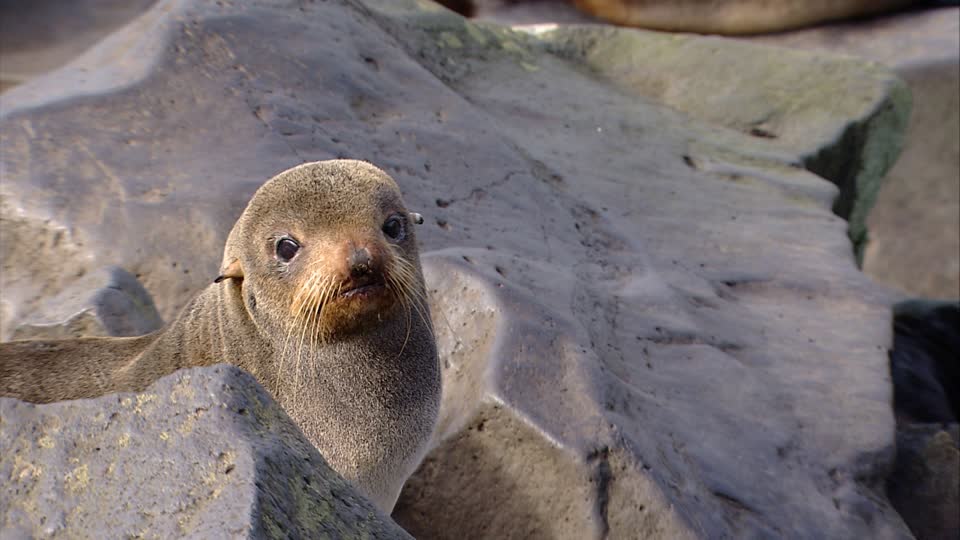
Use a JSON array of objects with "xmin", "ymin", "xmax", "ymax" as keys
[
  {"xmin": 434, "ymin": 0, "xmax": 921, "ymax": 35},
  {"xmin": 572, "ymin": 0, "xmax": 917, "ymax": 34},
  {"xmin": 0, "ymin": 160, "xmax": 441, "ymax": 513}
]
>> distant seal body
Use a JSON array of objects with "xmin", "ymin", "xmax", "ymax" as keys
[
  {"xmin": 573, "ymin": 0, "xmax": 917, "ymax": 34},
  {"xmin": 0, "ymin": 160, "xmax": 441, "ymax": 512}
]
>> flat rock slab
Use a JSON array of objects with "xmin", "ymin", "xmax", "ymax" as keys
[
  {"xmin": 0, "ymin": 0, "xmax": 913, "ymax": 537},
  {"xmin": 0, "ymin": 365, "xmax": 410, "ymax": 538},
  {"xmin": 748, "ymin": 7, "xmax": 960, "ymax": 299},
  {"xmin": 0, "ymin": 0, "xmax": 158, "ymax": 91},
  {"xmin": 474, "ymin": 2, "xmax": 960, "ymax": 299}
]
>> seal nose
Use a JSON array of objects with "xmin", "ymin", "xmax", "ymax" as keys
[{"xmin": 349, "ymin": 248, "xmax": 373, "ymax": 278}]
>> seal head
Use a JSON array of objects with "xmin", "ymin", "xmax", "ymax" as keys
[{"xmin": 219, "ymin": 160, "xmax": 425, "ymax": 344}]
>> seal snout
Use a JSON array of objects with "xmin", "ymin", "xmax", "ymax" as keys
[
  {"xmin": 349, "ymin": 247, "xmax": 374, "ymax": 279},
  {"xmin": 338, "ymin": 242, "xmax": 388, "ymax": 299}
]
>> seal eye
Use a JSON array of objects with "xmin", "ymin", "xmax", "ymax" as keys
[
  {"xmin": 275, "ymin": 237, "xmax": 300, "ymax": 262},
  {"xmin": 382, "ymin": 215, "xmax": 405, "ymax": 241}
]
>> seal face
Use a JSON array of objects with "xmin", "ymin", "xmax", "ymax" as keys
[
  {"xmin": 0, "ymin": 160, "xmax": 441, "ymax": 513},
  {"xmin": 222, "ymin": 161, "xmax": 424, "ymax": 344}
]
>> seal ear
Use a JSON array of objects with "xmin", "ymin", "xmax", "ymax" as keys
[
  {"xmin": 409, "ymin": 212, "xmax": 424, "ymax": 225},
  {"xmin": 214, "ymin": 259, "xmax": 244, "ymax": 283}
]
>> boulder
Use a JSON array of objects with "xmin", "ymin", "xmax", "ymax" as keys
[
  {"xmin": 887, "ymin": 424, "xmax": 960, "ymax": 540},
  {"xmin": 0, "ymin": 365, "xmax": 411, "ymax": 538},
  {"xmin": 0, "ymin": 0, "xmax": 158, "ymax": 92},
  {"xmin": 467, "ymin": 3, "xmax": 960, "ymax": 299},
  {"xmin": 888, "ymin": 300, "xmax": 960, "ymax": 539},
  {"xmin": 8, "ymin": 266, "xmax": 164, "ymax": 341},
  {"xmin": 0, "ymin": 0, "xmax": 915, "ymax": 537},
  {"xmin": 748, "ymin": 6, "xmax": 960, "ymax": 299}
]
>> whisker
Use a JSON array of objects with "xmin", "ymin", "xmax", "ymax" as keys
[
  {"xmin": 316, "ymin": 278, "xmax": 337, "ymax": 345},
  {"xmin": 279, "ymin": 272, "xmax": 317, "ymax": 400},
  {"xmin": 292, "ymin": 274, "xmax": 329, "ymax": 407},
  {"xmin": 387, "ymin": 272, "xmax": 414, "ymax": 362},
  {"xmin": 388, "ymin": 257, "xmax": 435, "ymax": 343},
  {"xmin": 292, "ymin": 287, "xmax": 316, "ymax": 407}
]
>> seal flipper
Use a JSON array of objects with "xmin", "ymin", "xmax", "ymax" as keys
[{"xmin": 0, "ymin": 335, "xmax": 155, "ymax": 403}]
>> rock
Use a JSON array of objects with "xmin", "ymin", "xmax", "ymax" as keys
[
  {"xmin": 0, "ymin": 365, "xmax": 411, "ymax": 538},
  {"xmin": 8, "ymin": 266, "xmax": 164, "ymax": 341},
  {"xmin": 438, "ymin": 0, "xmax": 605, "ymax": 25},
  {"xmin": 887, "ymin": 424, "xmax": 960, "ymax": 540},
  {"xmin": 471, "ymin": 3, "xmax": 960, "ymax": 299},
  {"xmin": 748, "ymin": 6, "xmax": 960, "ymax": 299},
  {"xmin": 0, "ymin": 1, "xmax": 915, "ymax": 537},
  {"xmin": 543, "ymin": 25, "xmax": 910, "ymax": 263},
  {"xmin": 0, "ymin": 0, "xmax": 158, "ymax": 92},
  {"xmin": 888, "ymin": 300, "xmax": 960, "ymax": 539},
  {"xmin": 864, "ymin": 54, "xmax": 960, "ymax": 299}
]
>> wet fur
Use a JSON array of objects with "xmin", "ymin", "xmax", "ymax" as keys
[{"xmin": 0, "ymin": 160, "xmax": 440, "ymax": 512}]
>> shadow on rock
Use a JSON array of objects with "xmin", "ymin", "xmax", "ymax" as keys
[{"xmin": 888, "ymin": 299, "xmax": 960, "ymax": 539}]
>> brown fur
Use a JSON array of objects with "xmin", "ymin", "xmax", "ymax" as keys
[
  {"xmin": 573, "ymin": 0, "xmax": 917, "ymax": 35},
  {"xmin": 0, "ymin": 160, "xmax": 441, "ymax": 512}
]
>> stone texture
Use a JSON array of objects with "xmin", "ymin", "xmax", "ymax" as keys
[
  {"xmin": 0, "ymin": 0, "xmax": 158, "ymax": 92},
  {"xmin": 887, "ymin": 424, "xmax": 960, "ymax": 540},
  {"xmin": 864, "ymin": 57, "xmax": 960, "ymax": 299},
  {"xmin": 749, "ymin": 7, "xmax": 960, "ymax": 299},
  {"xmin": 470, "ymin": 2, "xmax": 960, "ymax": 299},
  {"xmin": 0, "ymin": 1, "xmax": 916, "ymax": 537},
  {"xmin": 8, "ymin": 266, "xmax": 164, "ymax": 341},
  {"xmin": 888, "ymin": 300, "xmax": 960, "ymax": 539},
  {"xmin": 447, "ymin": 0, "xmax": 604, "ymax": 25},
  {"xmin": 0, "ymin": 365, "xmax": 411, "ymax": 538}
]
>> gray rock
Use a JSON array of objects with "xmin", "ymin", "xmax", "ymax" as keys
[
  {"xmin": 887, "ymin": 424, "xmax": 960, "ymax": 540},
  {"xmin": 0, "ymin": 365, "xmax": 411, "ymax": 539},
  {"xmin": 474, "ymin": 4, "xmax": 960, "ymax": 299},
  {"xmin": 865, "ymin": 55, "xmax": 960, "ymax": 299},
  {"xmin": 0, "ymin": 0, "xmax": 158, "ymax": 92},
  {"xmin": 0, "ymin": 0, "xmax": 916, "ymax": 537},
  {"xmin": 9, "ymin": 266, "xmax": 164, "ymax": 341},
  {"xmin": 444, "ymin": 0, "xmax": 605, "ymax": 25},
  {"xmin": 748, "ymin": 7, "xmax": 960, "ymax": 299}
]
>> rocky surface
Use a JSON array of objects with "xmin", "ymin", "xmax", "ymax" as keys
[
  {"xmin": 0, "ymin": 0, "xmax": 158, "ymax": 92},
  {"xmin": 0, "ymin": 0, "xmax": 916, "ymax": 537},
  {"xmin": 887, "ymin": 424, "xmax": 960, "ymax": 540},
  {"xmin": 888, "ymin": 300, "xmax": 960, "ymax": 539},
  {"xmin": 0, "ymin": 365, "xmax": 411, "ymax": 538},
  {"xmin": 749, "ymin": 7, "xmax": 960, "ymax": 300},
  {"xmin": 8, "ymin": 265, "xmax": 164, "ymax": 341},
  {"xmin": 467, "ymin": 2, "xmax": 960, "ymax": 299}
]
